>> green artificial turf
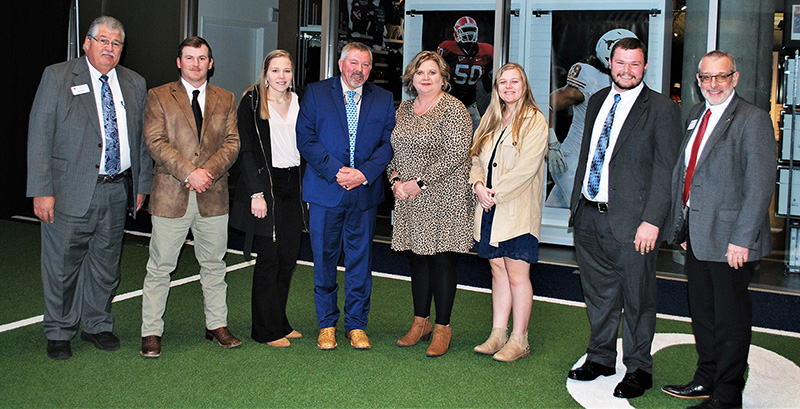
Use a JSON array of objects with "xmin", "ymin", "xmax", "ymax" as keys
[{"xmin": 1, "ymin": 219, "xmax": 798, "ymax": 408}]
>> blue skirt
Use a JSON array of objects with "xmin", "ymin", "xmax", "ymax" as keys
[{"xmin": 475, "ymin": 207, "xmax": 539, "ymax": 264}]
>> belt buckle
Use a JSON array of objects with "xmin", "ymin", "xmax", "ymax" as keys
[{"xmin": 597, "ymin": 202, "xmax": 608, "ymax": 213}]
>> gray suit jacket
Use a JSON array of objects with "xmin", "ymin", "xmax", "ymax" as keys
[
  {"xmin": 669, "ymin": 94, "xmax": 776, "ymax": 262},
  {"xmin": 569, "ymin": 85, "xmax": 682, "ymax": 242},
  {"xmin": 27, "ymin": 56, "xmax": 151, "ymax": 218}
]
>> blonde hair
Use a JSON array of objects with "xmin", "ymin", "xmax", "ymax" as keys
[
  {"xmin": 401, "ymin": 50, "xmax": 451, "ymax": 96},
  {"xmin": 470, "ymin": 63, "xmax": 540, "ymax": 156},
  {"xmin": 244, "ymin": 49, "xmax": 295, "ymax": 120}
]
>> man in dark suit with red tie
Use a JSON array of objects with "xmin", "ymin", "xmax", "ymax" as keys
[
  {"xmin": 661, "ymin": 51, "xmax": 776, "ymax": 409},
  {"xmin": 567, "ymin": 37, "xmax": 682, "ymax": 399}
]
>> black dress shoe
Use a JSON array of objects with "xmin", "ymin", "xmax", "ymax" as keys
[
  {"xmin": 613, "ymin": 369, "xmax": 653, "ymax": 399},
  {"xmin": 80, "ymin": 331, "xmax": 120, "ymax": 351},
  {"xmin": 46, "ymin": 340, "xmax": 72, "ymax": 360},
  {"xmin": 662, "ymin": 382, "xmax": 712, "ymax": 399},
  {"xmin": 687, "ymin": 397, "xmax": 739, "ymax": 409},
  {"xmin": 568, "ymin": 360, "xmax": 616, "ymax": 381}
]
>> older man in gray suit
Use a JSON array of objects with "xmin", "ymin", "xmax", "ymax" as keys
[
  {"xmin": 27, "ymin": 16, "xmax": 150, "ymax": 360},
  {"xmin": 567, "ymin": 37, "xmax": 682, "ymax": 399},
  {"xmin": 661, "ymin": 51, "xmax": 776, "ymax": 409}
]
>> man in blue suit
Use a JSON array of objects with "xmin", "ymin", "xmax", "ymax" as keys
[{"xmin": 297, "ymin": 42, "xmax": 395, "ymax": 350}]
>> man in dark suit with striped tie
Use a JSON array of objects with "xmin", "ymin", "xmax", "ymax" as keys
[
  {"xmin": 27, "ymin": 16, "xmax": 151, "ymax": 360},
  {"xmin": 567, "ymin": 37, "xmax": 682, "ymax": 399}
]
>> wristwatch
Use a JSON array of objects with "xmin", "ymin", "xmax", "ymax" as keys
[{"xmin": 416, "ymin": 177, "xmax": 428, "ymax": 190}]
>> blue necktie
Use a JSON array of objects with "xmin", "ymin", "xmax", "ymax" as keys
[
  {"xmin": 100, "ymin": 75, "xmax": 120, "ymax": 177},
  {"xmin": 587, "ymin": 93, "xmax": 621, "ymax": 199},
  {"xmin": 345, "ymin": 90, "xmax": 358, "ymax": 168}
]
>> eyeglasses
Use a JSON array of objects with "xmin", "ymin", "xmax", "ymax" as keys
[
  {"xmin": 88, "ymin": 34, "xmax": 123, "ymax": 50},
  {"xmin": 697, "ymin": 71, "xmax": 736, "ymax": 84}
]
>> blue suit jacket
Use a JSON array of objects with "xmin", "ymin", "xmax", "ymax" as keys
[{"xmin": 296, "ymin": 76, "xmax": 395, "ymax": 210}]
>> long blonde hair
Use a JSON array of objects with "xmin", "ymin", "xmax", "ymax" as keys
[
  {"xmin": 470, "ymin": 63, "xmax": 540, "ymax": 156},
  {"xmin": 243, "ymin": 49, "xmax": 295, "ymax": 120}
]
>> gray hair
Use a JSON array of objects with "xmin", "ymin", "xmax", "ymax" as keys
[
  {"xmin": 87, "ymin": 16, "xmax": 126, "ymax": 43},
  {"xmin": 698, "ymin": 50, "xmax": 737, "ymax": 72},
  {"xmin": 339, "ymin": 42, "xmax": 372, "ymax": 63}
]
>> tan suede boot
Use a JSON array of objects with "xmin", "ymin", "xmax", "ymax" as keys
[
  {"xmin": 426, "ymin": 324, "xmax": 452, "ymax": 357},
  {"xmin": 396, "ymin": 316, "xmax": 432, "ymax": 347},
  {"xmin": 473, "ymin": 327, "xmax": 508, "ymax": 355},
  {"xmin": 493, "ymin": 331, "xmax": 530, "ymax": 362}
]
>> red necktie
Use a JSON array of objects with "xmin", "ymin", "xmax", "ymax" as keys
[{"xmin": 682, "ymin": 109, "xmax": 712, "ymax": 206}]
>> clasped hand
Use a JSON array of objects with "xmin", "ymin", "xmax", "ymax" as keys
[
  {"xmin": 185, "ymin": 168, "xmax": 214, "ymax": 193},
  {"xmin": 336, "ymin": 167, "xmax": 366, "ymax": 190},
  {"xmin": 474, "ymin": 181, "xmax": 495, "ymax": 212},
  {"xmin": 393, "ymin": 179, "xmax": 421, "ymax": 201}
]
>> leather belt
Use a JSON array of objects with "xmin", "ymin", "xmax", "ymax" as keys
[
  {"xmin": 582, "ymin": 197, "xmax": 608, "ymax": 213},
  {"xmin": 97, "ymin": 170, "xmax": 130, "ymax": 183}
]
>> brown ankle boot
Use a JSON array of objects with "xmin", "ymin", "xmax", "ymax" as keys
[
  {"xmin": 396, "ymin": 316, "xmax": 432, "ymax": 347},
  {"xmin": 493, "ymin": 331, "xmax": 530, "ymax": 362},
  {"xmin": 426, "ymin": 324, "xmax": 452, "ymax": 357},
  {"xmin": 473, "ymin": 327, "xmax": 508, "ymax": 355}
]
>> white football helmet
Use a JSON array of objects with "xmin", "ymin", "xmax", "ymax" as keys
[
  {"xmin": 454, "ymin": 16, "xmax": 479, "ymax": 43},
  {"xmin": 595, "ymin": 28, "xmax": 638, "ymax": 69}
]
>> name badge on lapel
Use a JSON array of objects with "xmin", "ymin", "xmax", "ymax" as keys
[
  {"xmin": 687, "ymin": 119, "xmax": 697, "ymax": 131},
  {"xmin": 71, "ymin": 84, "xmax": 90, "ymax": 96}
]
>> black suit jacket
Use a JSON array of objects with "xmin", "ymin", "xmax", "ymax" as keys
[{"xmin": 569, "ymin": 85, "xmax": 682, "ymax": 242}]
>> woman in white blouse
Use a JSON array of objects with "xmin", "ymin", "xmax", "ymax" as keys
[{"xmin": 230, "ymin": 50, "xmax": 305, "ymax": 348}]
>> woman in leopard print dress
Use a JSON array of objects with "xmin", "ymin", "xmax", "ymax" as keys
[{"xmin": 387, "ymin": 51, "xmax": 474, "ymax": 357}]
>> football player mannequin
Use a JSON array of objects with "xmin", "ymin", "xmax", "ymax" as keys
[
  {"xmin": 545, "ymin": 29, "xmax": 637, "ymax": 208},
  {"xmin": 437, "ymin": 16, "xmax": 494, "ymax": 129}
]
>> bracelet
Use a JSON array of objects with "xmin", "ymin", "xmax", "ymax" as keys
[
  {"xmin": 251, "ymin": 193, "xmax": 264, "ymax": 199},
  {"xmin": 389, "ymin": 176, "xmax": 401, "ymax": 187}
]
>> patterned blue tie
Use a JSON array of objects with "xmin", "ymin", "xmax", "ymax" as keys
[
  {"xmin": 345, "ymin": 90, "xmax": 358, "ymax": 168},
  {"xmin": 587, "ymin": 93, "xmax": 621, "ymax": 199},
  {"xmin": 100, "ymin": 75, "xmax": 121, "ymax": 177}
]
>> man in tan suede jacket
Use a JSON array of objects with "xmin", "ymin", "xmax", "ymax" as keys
[{"xmin": 139, "ymin": 36, "xmax": 240, "ymax": 358}]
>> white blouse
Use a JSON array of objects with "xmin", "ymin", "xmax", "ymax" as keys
[{"xmin": 268, "ymin": 92, "xmax": 301, "ymax": 168}]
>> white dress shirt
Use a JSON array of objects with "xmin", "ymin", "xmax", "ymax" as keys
[
  {"xmin": 581, "ymin": 81, "xmax": 645, "ymax": 203},
  {"xmin": 88, "ymin": 61, "xmax": 130, "ymax": 175},
  {"xmin": 683, "ymin": 91, "xmax": 735, "ymax": 207},
  {"xmin": 268, "ymin": 92, "xmax": 302, "ymax": 168}
]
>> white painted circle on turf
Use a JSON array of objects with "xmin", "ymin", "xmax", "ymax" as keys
[{"xmin": 566, "ymin": 333, "xmax": 800, "ymax": 408}]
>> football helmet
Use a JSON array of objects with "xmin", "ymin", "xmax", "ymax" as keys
[
  {"xmin": 595, "ymin": 28, "xmax": 638, "ymax": 69},
  {"xmin": 454, "ymin": 16, "xmax": 479, "ymax": 43}
]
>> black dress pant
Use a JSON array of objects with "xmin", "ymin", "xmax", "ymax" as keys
[
  {"xmin": 251, "ymin": 167, "xmax": 304, "ymax": 343},
  {"xmin": 685, "ymin": 235, "xmax": 753, "ymax": 407},
  {"xmin": 407, "ymin": 252, "xmax": 459, "ymax": 326}
]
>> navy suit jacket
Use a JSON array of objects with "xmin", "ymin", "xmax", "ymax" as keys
[{"xmin": 296, "ymin": 76, "xmax": 395, "ymax": 210}]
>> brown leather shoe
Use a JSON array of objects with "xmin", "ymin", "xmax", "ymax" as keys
[
  {"xmin": 205, "ymin": 326, "xmax": 242, "ymax": 348},
  {"xmin": 426, "ymin": 324, "xmax": 451, "ymax": 357},
  {"xmin": 286, "ymin": 330, "xmax": 303, "ymax": 339},
  {"xmin": 396, "ymin": 316, "xmax": 432, "ymax": 347},
  {"xmin": 346, "ymin": 329, "xmax": 371, "ymax": 349},
  {"xmin": 266, "ymin": 337, "xmax": 291, "ymax": 348},
  {"xmin": 140, "ymin": 335, "xmax": 161, "ymax": 358},
  {"xmin": 317, "ymin": 327, "xmax": 337, "ymax": 350}
]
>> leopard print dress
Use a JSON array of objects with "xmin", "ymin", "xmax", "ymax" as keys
[{"xmin": 388, "ymin": 92, "xmax": 475, "ymax": 255}]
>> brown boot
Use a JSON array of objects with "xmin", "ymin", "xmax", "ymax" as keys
[
  {"xmin": 396, "ymin": 316, "xmax": 432, "ymax": 347},
  {"xmin": 473, "ymin": 327, "xmax": 508, "ymax": 355},
  {"xmin": 493, "ymin": 331, "xmax": 530, "ymax": 362},
  {"xmin": 426, "ymin": 324, "xmax": 452, "ymax": 357}
]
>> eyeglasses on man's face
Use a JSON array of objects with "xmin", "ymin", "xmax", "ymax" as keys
[
  {"xmin": 697, "ymin": 71, "xmax": 736, "ymax": 84},
  {"xmin": 88, "ymin": 34, "xmax": 123, "ymax": 50}
]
